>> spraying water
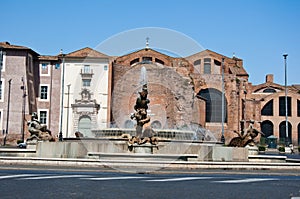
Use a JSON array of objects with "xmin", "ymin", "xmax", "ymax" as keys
[{"xmin": 140, "ymin": 66, "xmax": 147, "ymax": 86}]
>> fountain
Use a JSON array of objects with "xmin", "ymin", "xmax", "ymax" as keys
[
  {"xmin": 91, "ymin": 65, "xmax": 219, "ymax": 155},
  {"xmin": 34, "ymin": 62, "xmax": 249, "ymax": 174}
]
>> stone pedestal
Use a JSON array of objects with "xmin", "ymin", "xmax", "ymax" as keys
[
  {"xmin": 26, "ymin": 140, "xmax": 38, "ymax": 149},
  {"xmin": 132, "ymin": 143, "xmax": 154, "ymax": 154},
  {"xmin": 246, "ymin": 145, "xmax": 259, "ymax": 155}
]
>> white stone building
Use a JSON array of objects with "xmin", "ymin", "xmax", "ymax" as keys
[{"xmin": 61, "ymin": 47, "xmax": 110, "ymax": 138}]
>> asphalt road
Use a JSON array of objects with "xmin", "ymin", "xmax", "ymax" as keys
[{"xmin": 0, "ymin": 166, "xmax": 300, "ymax": 199}]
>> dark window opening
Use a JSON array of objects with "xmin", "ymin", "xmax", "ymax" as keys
[
  {"xmin": 142, "ymin": 57, "xmax": 152, "ymax": 64},
  {"xmin": 261, "ymin": 100, "xmax": 273, "ymax": 116},
  {"xmin": 263, "ymin": 88, "xmax": 276, "ymax": 93},
  {"xmin": 204, "ymin": 58, "xmax": 211, "ymax": 74},
  {"xmin": 130, "ymin": 58, "xmax": 140, "ymax": 65},
  {"xmin": 261, "ymin": 120, "xmax": 273, "ymax": 137},
  {"xmin": 279, "ymin": 121, "xmax": 292, "ymax": 143},
  {"xmin": 214, "ymin": 59, "xmax": 221, "ymax": 66},
  {"xmin": 193, "ymin": 59, "xmax": 201, "ymax": 66},
  {"xmin": 197, "ymin": 88, "xmax": 227, "ymax": 123},
  {"xmin": 82, "ymin": 79, "xmax": 91, "ymax": 87},
  {"xmin": 155, "ymin": 58, "xmax": 164, "ymax": 65},
  {"xmin": 40, "ymin": 86, "xmax": 48, "ymax": 100},
  {"xmin": 279, "ymin": 96, "xmax": 291, "ymax": 116},
  {"xmin": 39, "ymin": 111, "xmax": 47, "ymax": 124}
]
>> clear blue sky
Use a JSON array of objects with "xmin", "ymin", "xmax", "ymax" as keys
[{"xmin": 1, "ymin": 0, "xmax": 299, "ymax": 85}]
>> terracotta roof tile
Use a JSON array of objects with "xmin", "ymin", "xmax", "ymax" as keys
[
  {"xmin": 65, "ymin": 47, "xmax": 108, "ymax": 58},
  {"xmin": 0, "ymin": 41, "xmax": 30, "ymax": 50},
  {"xmin": 38, "ymin": 55, "xmax": 59, "ymax": 61}
]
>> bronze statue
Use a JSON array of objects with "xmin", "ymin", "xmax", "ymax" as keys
[
  {"xmin": 27, "ymin": 112, "xmax": 54, "ymax": 141},
  {"xmin": 228, "ymin": 122, "xmax": 262, "ymax": 147},
  {"xmin": 129, "ymin": 84, "xmax": 157, "ymax": 145}
]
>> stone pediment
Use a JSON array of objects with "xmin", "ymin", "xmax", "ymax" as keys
[{"xmin": 66, "ymin": 47, "xmax": 108, "ymax": 58}]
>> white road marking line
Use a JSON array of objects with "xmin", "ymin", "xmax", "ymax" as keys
[
  {"xmin": 21, "ymin": 175, "xmax": 91, "ymax": 180},
  {"xmin": 214, "ymin": 178, "xmax": 278, "ymax": 184},
  {"xmin": 82, "ymin": 176, "xmax": 151, "ymax": 181},
  {"xmin": 145, "ymin": 177, "xmax": 213, "ymax": 182},
  {"xmin": 0, "ymin": 174, "xmax": 42, "ymax": 179}
]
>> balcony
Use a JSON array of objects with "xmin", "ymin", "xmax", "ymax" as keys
[{"xmin": 80, "ymin": 68, "xmax": 94, "ymax": 79}]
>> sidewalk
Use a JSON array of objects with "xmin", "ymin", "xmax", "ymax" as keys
[{"xmin": 1, "ymin": 156, "xmax": 300, "ymax": 171}]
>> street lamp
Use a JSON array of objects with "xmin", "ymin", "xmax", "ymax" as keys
[
  {"xmin": 66, "ymin": 84, "xmax": 71, "ymax": 138},
  {"xmin": 221, "ymin": 57, "xmax": 225, "ymax": 143},
  {"xmin": 4, "ymin": 79, "xmax": 12, "ymax": 145},
  {"xmin": 283, "ymin": 54, "xmax": 289, "ymax": 145},
  {"xmin": 21, "ymin": 77, "xmax": 27, "ymax": 143},
  {"xmin": 59, "ymin": 51, "xmax": 65, "ymax": 141}
]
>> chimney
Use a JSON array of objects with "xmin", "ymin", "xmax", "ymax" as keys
[{"xmin": 266, "ymin": 74, "xmax": 273, "ymax": 83}]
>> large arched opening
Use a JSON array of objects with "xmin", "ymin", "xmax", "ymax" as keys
[{"xmin": 197, "ymin": 88, "xmax": 227, "ymax": 123}]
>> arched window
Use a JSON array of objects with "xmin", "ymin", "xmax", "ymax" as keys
[
  {"xmin": 130, "ymin": 58, "xmax": 140, "ymax": 65},
  {"xmin": 261, "ymin": 100, "xmax": 273, "ymax": 116},
  {"xmin": 155, "ymin": 58, "xmax": 164, "ymax": 65},
  {"xmin": 263, "ymin": 88, "xmax": 276, "ymax": 93},
  {"xmin": 193, "ymin": 59, "xmax": 201, "ymax": 66},
  {"xmin": 142, "ymin": 57, "xmax": 152, "ymax": 64},
  {"xmin": 279, "ymin": 121, "xmax": 292, "ymax": 143},
  {"xmin": 197, "ymin": 88, "xmax": 227, "ymax": 123},
  {"xmin": 78, "ymin": 116, "xmax": 91, "ymax": 137},
  {"xmin": 261, "ymin": 120, "xmax": 273, "ymax": 137},
  {"xmin": 279, "ymin": 96, "xmax": 291, "ymax": 116}
]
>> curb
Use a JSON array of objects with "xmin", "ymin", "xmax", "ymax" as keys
[{"xmin": 1, "ymin": 156, "xmax": 300, "ymax": 171}]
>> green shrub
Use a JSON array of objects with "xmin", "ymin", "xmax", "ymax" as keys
[
  {"xmin": 278, "ymin": 146, "xmax": 285, "ymax": 152},
  {"xmin": 258, "ymin": 145, "xmax": 266, "ymax": 151},
  {"xmin": 16, "ymin": 140, "xmax": 23, "ymax": 144}
]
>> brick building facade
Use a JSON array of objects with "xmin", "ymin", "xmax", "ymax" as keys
[{"xmin": 110, "ymin": 47, "xmax": 300, "ymax": 145}]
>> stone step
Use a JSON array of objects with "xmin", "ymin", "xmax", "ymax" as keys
[{"xmin": 87, "ymin": 152, "xmax": 198, "ymax": 161}]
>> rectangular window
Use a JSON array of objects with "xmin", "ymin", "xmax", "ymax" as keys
[
  {"xmin": 0, "ymin": 50, "xmax": 3, "ymax": 71},
  {"xmin": 55, "ymin": 63, "xmax": 60, "ymax": 69},
  {"xmin": 40, "ymin": 62, "xmax": 50, "ymax": 75},
  {"xmin": 82, "ymin": 79, "xmax": 91, "ymax": 87},
  {"xmin": 42, "ymin": 63, "xmax": 47, "ymax": 70},
  {"xmin": 279, "ymin": 96, "xmax": 291, "ymax": 116},
  {"xmin": 84, "ymin": 65, "xmax": 90, "ymax": 73},
  {"xmin": 204, "ymin": 58, "xmax": 211, "ymax": 74},
  {"xmin": 40, "ymin": 85, "xmax": 48, "ymax": 100},
  {"xmin": 29, "ymin": 80, "xmax": 35, "ymax": 105},
  {"xmin": 39, "ymin": 110, "xmax": 47, "ymax": 125},
  {"xmin": 27, "ymin": 54, "xmax": 33, "ymax": 74}
]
